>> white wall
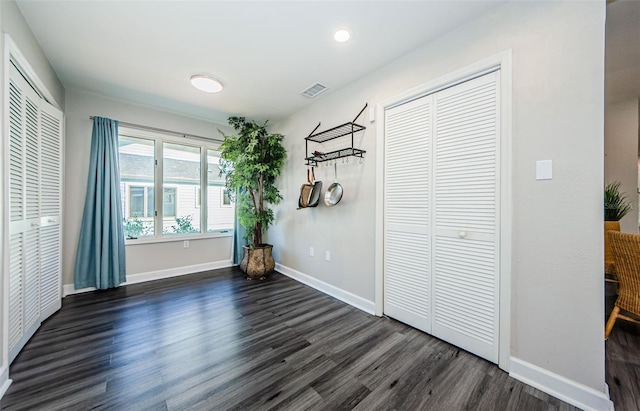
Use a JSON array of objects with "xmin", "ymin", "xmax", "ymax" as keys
[
  {"xmin": 269, "ymin": 0, "xmax": 607, "ymax": 405},
  {"xmin": 2, "ymin": 0, "xmax": 64, "ymax": 108},
  {"xmin": 604, "ymin": 99, "xmax": 639, "ymax": 233},
  {"xmin": 63, "ymin": 88, "xmax": 235, "ymax": 286},
  {"xmin": 126, "ymin": 237, "xmax": 231, "ymax": 275}
]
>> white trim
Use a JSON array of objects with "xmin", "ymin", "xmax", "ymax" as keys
[
  {"xmin": 4, "ymin": 34, "xmax": 61, "ymax": 109},
  {"xmin": 510, "ymin": 357, "xmax": 613, "ymax": 411},
  {"xmin": 374, "ymin": 102, "xmax": 384, "ymax": 317},
  {"xmin": 1, "ymin": 31, "xmax": 11, "ymax": 402},
  {"xmin": 0, "ymin": 365, "xmax": 11, "ymax": 400},
  {"xmin": 374, "ymin": 50, "xmax": 513, "ymax": 371},
  {"xmin": 62, "ymin": 285, "xmax": 96, "ymax": 297},
  {"xmin": 275, "ymin": 263, "xmax": 376, "ymax": 315},
  {"xmin": 497, "ymin": 50, "xmax": 513, "ymax": 371},
  {"xmin": 63, "ymin": 260, "xmax": 233, "ymax": 297},
  {"xmin": 124, "ymin": 230, "xmax": 233, "ymax": 246}
]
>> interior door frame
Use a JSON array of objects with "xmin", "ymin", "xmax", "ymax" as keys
[{"xmin": 374, "ymin": 50, "xmax": 513, "ymax": 371}]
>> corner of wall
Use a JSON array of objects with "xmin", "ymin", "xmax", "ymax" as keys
[
  {"xmin": 1, "ymin": 0, "xmax": 65, "ymax": 108},
  {"xmin": 510, "ymin": 357, "xmax": 613, "ymax": 411},
  {"xmin": 275, "ymin": 263, "xmax": 376, "ymax": 315}
]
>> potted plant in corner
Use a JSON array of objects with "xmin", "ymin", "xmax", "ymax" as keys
[
  {"xmin": 604, "ymin": 181, "xmax": 632, "ymax": 275},
  {"xmin": 219, "ymin": 117, "xmax": 287, "ymax": 280}
]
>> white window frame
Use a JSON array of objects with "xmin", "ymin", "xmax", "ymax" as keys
[
  {"xmin": 195, "ymin": 187, "xmax": 201, "ymax": 209},
  {"xmin": 119, "ymin": 127, "xmax": 233, "ymax": 245},
  {"xmin": 127, "ymin": 184, "xmax": 154, "ymax": 219},
  {"xmin": 221, "ymin": 188, "xmax": 232, "ymax": 208}
]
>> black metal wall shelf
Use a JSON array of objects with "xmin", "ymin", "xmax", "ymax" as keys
[
  {"xmin": 307, "ymin": 122, "xmax": 366, "ymax": 143},
  {"xmin": 305, "ymin": 147, "xmax": 366, "ymax": 165},
  {"xmin": 304, "ymin": 103, "xmax": 367, "ymax": 166}
]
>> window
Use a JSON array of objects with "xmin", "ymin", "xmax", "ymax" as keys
[
  {"xmin": 118, "ymin": 129, "xmax": 234, "ymax": 241},
  {"xmin": 207, "ymin": 149, "xmax": 234, "ymax": 232},
  {"xmin": 119, "ymin": 136, "xmax": 155, "ymax": 238},
  {"xmin": 162, "ymin": 187, "xmax": 177, "ymax": 218},
  {"xmin": 163, "ymin": 142, "xmax": 199, "ymax": 234},
  {"xmin": 222, "ymin": 189, "xmax": 231, "ymax": 207},
  {"xmin": 128, "ymin": 185, "xmax": 154, "ymax": 218}
]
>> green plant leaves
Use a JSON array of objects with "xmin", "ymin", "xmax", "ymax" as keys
[
  {"xmin": 604, "ymin": 181, "xmax": 632, "ymax": 221},
  {"xmin": 218, "ymin": 117, "xmax": 287, "ymax": 246}
]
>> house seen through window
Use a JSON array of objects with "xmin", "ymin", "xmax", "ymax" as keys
[{"xmin": 118, "ymin": 132, "xmax": 234, "ymax": 239}]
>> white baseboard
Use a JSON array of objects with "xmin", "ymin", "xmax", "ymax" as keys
[
  {"xmin": 63, "ymin": 260, "xmax": 233, "ymax": 297},
  {"xmin": 0, "ymin": 365, "xmax": 11, "ymax": 400},
  {"xmin": 275, "ymin": 263, "xmax": 376, "ymax": 315},
  {"xmin": 509, "ymin": 357, "xmax": 613, "ymax": 411},
  {"xmin": 63, "ymin": 285, "xmax": 96, "ymax": 297}
]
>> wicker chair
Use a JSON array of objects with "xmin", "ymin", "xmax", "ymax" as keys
[
  {"xmin": 605, "ymin": 231, "xmax": 640, "ymax": 338},
  {"xmin": 604, "ymin": 223, "xmax": 619, "ymax": 282}
]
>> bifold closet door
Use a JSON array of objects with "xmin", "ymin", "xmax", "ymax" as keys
[
  {"xmin": 8, "ymin": 67, "xmax": 42, "ymax": 357},
  {"xmin": 383, "ymin": 71, "xmax": 500, "ymax": 364},
  {"xmin": 383, "ymin": 97, "xmax": 432, "ymax": 334},
  {"xmin": 431, "ymin": 72, "xmax": 500, "ymax": 363},
  {"xmin": 8, "ymin": 64, "xmax": 63, "ymax": 363},
  {"xmin": 39, "ymin": 100, "xmax": 63, "ymax": 319}
]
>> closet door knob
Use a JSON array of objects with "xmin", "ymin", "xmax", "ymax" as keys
[{"xmin": 458, "ymin": 231, "xmax": 467, "ymax": 238}]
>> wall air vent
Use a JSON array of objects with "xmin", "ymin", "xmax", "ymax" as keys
[{"xmin": 301, "ymin": 83, "xmax": 328, "ymax": 98}]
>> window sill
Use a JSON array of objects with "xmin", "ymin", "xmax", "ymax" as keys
[{"xmin": 125, "ymin": 229, "xmax": 233, "ymax": 246}]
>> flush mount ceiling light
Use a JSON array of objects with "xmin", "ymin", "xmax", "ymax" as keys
[
  {"xmin": 334, "ymin": 29, "xmax": 351, "ymax": 43},
  {"xmin": 190, "ymin": 75, "xmax": 223, "ymax": 93}
]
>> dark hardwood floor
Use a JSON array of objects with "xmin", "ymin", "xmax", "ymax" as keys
[
  {"xmin": 605, "ymin": 281, "xmax": 640, "ymax": 410},
  {"xmin": 2, "ymin": 267, "xmax": 578, "ymax": 410}
]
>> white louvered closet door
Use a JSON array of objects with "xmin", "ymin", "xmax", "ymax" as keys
[
  {"xmin": 39, "ymin": 99, "xmax": 63, "ymax": 319},
  {"xmin": 8, "ymin": 66, "xmax": 26, "ymax": 352},
  {"xmin": 383, "ymin": 71, "xmax": 500, "ymax": 364},
  {"xmin": 432, "ymin": 71, "xmax": 500, "ymax": 362},
  {"xmin": 383, "ymin": 97, "xmax": 432, "ymax": 333},
  {"xmin": 7, "ymin": 64, "xmax": 63, "ymax": 363},
  {"xmin": 23, "ymin": 91, "xmax": 41, "ymax": 337}
]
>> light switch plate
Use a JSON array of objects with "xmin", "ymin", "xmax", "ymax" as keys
[{"xmin": 536, "ymin": 160, "xmax": 552, "ymax": 180}]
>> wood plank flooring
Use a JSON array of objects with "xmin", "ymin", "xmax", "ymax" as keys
[
  {"xmin": 1, "ymin": 267, "xmax": 577, "ymax": 410},
  {"xmin": 605, "ymin": 281, "xmax": 640, "ymax": 410}
]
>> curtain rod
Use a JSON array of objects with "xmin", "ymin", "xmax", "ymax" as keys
[{"xmin": 88, "ymin": 116, "xmax": 223, "ymax": 143}]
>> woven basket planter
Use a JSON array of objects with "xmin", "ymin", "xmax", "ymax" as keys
[{"xmin": 240, "ymin": 244, "xmax": 275, "ymax": 280}]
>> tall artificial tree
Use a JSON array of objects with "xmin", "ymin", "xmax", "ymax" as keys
[{"xmin": 219, "ymin": 117, "xmax": 287, "ymax": 247}]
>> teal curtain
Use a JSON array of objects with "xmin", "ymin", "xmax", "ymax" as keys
[
  {"xmin": 233, "ymin": 189, "xmax": 247, "ymax": 265},
  {"xmin": 74, "ymin": 117, "xmax": 126, "ymax": 289}
]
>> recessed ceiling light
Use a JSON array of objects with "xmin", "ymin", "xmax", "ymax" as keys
[
  {"xmin": 334, "ymin": 29, "xmax": 350, "ymax": 43},
  {"xmin": 190, "ymin": 75, "xmax": 223, "ymax": 93}
]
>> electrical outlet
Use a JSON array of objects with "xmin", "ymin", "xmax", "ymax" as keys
[
  {"xmin": 184, "ymin": 240, "xmax": 189, "ymax": 248},
  {"xmin": 309, "ymin": 247, "xmax": 314, "ymax": 257},
  {"xmin": 325, "ymin": 251, "xmax": 331, "ymax": 261}
]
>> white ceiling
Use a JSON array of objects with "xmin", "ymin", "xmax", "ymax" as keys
[{"xmin": 16, "ymin": 0, "xmax": 508, "ymax": 124}]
